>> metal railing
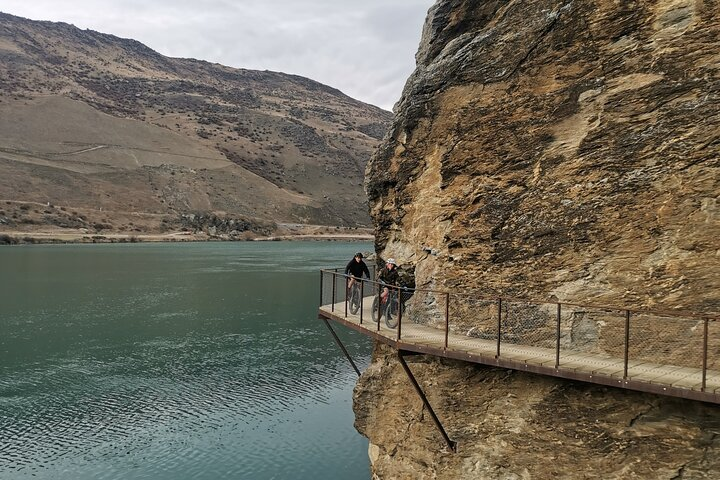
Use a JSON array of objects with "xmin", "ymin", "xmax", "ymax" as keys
[{"xmin": 319, "ymin": 268, "xmax": 719, "ymax": 403}]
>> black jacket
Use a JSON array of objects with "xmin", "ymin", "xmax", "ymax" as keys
[
  {"xmin": 345, "ymin": 259, "xmax": 370, "ymax": 279},
  {"xmin": 378, "ymin": 266, "xmax": 399, "ymax": 286}
]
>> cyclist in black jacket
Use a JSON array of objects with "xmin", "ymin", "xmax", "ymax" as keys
[
  {"xmin": 345, "ymin": 252, "xmax": 370, "ymax": 291},
  {"xmin": 378, "ymin": 258, "xmax": 399, "ymax": 304}
]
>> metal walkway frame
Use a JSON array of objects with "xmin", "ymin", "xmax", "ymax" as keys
[
  {"xmin": 319, "ymin": 269, "xmax": 719, "ymax": 451},
  {"xmin": 320, "ymin": 300, "xmax": 720, "ymax": 404}
]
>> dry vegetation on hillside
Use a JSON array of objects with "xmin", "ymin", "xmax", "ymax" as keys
[{"xmin": 0, "ymin": 12, "xmax": 390, "ymax": 240}]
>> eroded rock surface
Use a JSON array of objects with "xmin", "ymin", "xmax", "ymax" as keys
[
  {"xmin": 359, "ymin": 1, "xmax": 719, "ymax": 477},
  {"xmin": 367, "ymin": 0, "xmax": 718, "ymax": 311},
  {"xmin": 354, "ymin": 344, "xmax": 720, "ymax": 479}
]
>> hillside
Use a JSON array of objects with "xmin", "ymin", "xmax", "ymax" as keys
[{"xmin": 0, "ymin": 12, "xmax": 391, "ymax": 240}]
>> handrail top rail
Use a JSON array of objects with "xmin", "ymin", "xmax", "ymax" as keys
[{"xmin": 321, "ymin": 268, "xmax": 719, "ymax": 322}]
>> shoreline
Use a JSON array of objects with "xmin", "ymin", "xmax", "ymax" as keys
[{"xmin": 0, "ymin": 229, "xmax": 374, "ymax": 245}]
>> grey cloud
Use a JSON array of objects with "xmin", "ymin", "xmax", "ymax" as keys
[{"xmin": 1, "ymin": 0, "xmax": 434, "ymax": 109}]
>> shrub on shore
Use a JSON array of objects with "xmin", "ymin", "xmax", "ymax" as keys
[{"xmin": 0, "ymin": 234, "xmax": 18, "ymax": 245}]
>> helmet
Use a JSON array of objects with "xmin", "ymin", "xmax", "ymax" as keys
[
  {"xmin": 386, "ymin": 258, "xmax": 397, "ymax": 266},
  {"xmin": 354, "ymin": 252, "xmax": 363, "ymax": 258}
]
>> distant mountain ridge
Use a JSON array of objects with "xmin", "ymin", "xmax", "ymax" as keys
[{"xmin": 0, "ymin": 12, "xmax": 391, "ymax": 239}]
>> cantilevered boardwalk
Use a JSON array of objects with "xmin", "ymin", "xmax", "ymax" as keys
[{"xmin": 318, "ymin": 269, "xmax": 720, "ymax": 405}]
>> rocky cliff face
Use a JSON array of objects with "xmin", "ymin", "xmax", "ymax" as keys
[
  {"xmin": 367, "ymin": 0, "xmax": 718, "ymax": 310},
  {"xmin": 359, "ymin": 0, "xmax": 719, "ymax": 477},
  {"xmin": 355, "ymin": 344, "xmax": 720, "ymax": 479}
]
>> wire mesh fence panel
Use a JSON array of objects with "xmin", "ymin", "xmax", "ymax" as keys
[
  {"xmin": 447, "ymin": 294, "xmax": 497, "ymax": 340},
  {"xmin": 629, "ymin": 313, "xmax": 705, "ymax": 369},
  {"xmin": 709, "ymin": 320, "xmax": 720, "ymax": 373},
  {"xmin": 368, "ymin": 281, "xmax": 385, "ymax": 316},
  {"xmin": 336, "ymin": 273, "xmax": 348, "ymax": 305},
  {"xmin": 558, "ymin": 305, "xmax": 626, "ymax": 357},
  {"xmin": 319, "ymin": 271, "xmax": 351, "ymax": 310},
  {"xmin": 398, "ymin": 288, "xmax": 415, "ymax": 319},
  {"xmin": 402, "ymin": 289, "xmax": 447, "ymax": 328},
  {"xmin": 391, "ymin": 288, "xmax": 445, "ymax": 348},
  {"xmin": 360, "ymin": 278, "xmax": 376, "ymax": 299},
  {"xmin": 501, "ymin": 300, "xmax": 557, "ymax": 349},
  {"xmin": 320, "ymin": 270, "xmax": 333, "ymax": 306}
]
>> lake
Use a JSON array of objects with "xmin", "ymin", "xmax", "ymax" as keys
[{"xmin": 0, "ymin": 241, "xmax": 373, "ymax": 479}]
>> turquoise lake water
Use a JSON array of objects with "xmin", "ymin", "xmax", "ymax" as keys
[{"xmin": 0, "ymin": 241, "xmax": 373, "ymax": 479}]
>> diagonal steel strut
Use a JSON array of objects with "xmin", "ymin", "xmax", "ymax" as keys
[
  {"xmin": 322, "ymin": 318, "xmax": 361, "ymax": 377},
  {"xmin": 398, "ymin": 350, "xmax": 457, "ymax": 452}
]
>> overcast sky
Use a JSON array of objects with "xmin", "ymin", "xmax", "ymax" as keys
[{"xmin": 1, "ymin": 1, "xmax": 435, "ymax": 110}]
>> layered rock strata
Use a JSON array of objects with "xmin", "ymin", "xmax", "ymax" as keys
[
  {"xmin": 354, "ymin": 344, "xmax": 720, "ymax": 479},
  {"xmin": 367, "ymin": 0, "xmax": 718, "ymax": 310},
  {"xmin": 358, "ymin": 0, "xmax": 719, "ymax": 477}
]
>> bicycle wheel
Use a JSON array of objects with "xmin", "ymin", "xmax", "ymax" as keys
[
  {"xmin": 349, "ymin": 284, "xmax": 361, "ymax": 314},
  {"xmin": 384, "ymin": 295, "xmax": 398, "ymax": 329},
  {"xmin": 371, "ymin": 295, "xmax": 380, "ymax": 322}
]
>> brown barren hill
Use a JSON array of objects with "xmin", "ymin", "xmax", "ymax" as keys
[{"xmin": 0, "ymin": 12, "xmax": 390, "ymax": 241}]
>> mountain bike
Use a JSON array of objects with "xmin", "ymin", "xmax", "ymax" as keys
[{"xmin": 371, "ymin": 286, "xmax": 403, "ymax": 328}]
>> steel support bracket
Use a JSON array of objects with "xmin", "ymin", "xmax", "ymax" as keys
[
  {"xmin": 322, "ymin": 318, "xmax": 361, "ymax": 377},
  {"xmin": 398, "ymin": 350, "xmax": 458, "ymax": 452}
]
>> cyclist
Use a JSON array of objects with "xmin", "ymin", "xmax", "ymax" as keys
[
  {"xmin": 378, "ymin": 258, "xmax": 399, "ymax": 304},
  {"xmin": 345, "ymin": 252, "xmax": 370, "ymax": 291}
]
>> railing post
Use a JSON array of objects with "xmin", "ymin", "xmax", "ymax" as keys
[
  {"xmin": 319, "ymin": 270, "xmax": 324, "ymax": 307},
  {"xmin": 359, "ymin": 280, "xmax": 364, "ymax": 325},
  {"xmin": 331, "ymin": 270, "xmax": 337, "ymax": 312},
  {"xmin": 344, "ymin": 275, "xmax": 348, "ymax": 318},
  {"xmin": 444, "ymin": 293, "xmax": 450, "ymax": 350},
  {"xmin": 702, "ymin": 318, "xmax": 709, "ymax": 392},
  {"xmin": 555, "ymin": 303, "xmax": 561, "ymax": 369},
  {"xmin": 377, "ymin": 284, "xmax": 381, "ymax": 332},
  {"xmin": 397, "ymin": 287, "xmax": 402, "ymax": 341},
  {"xmin": 496, "ymin": 298, "xmax": 502, "ymax": 358},
  {"xmin": 623, "ymin": 310, "xmax": 630, "ymax": 380}
]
